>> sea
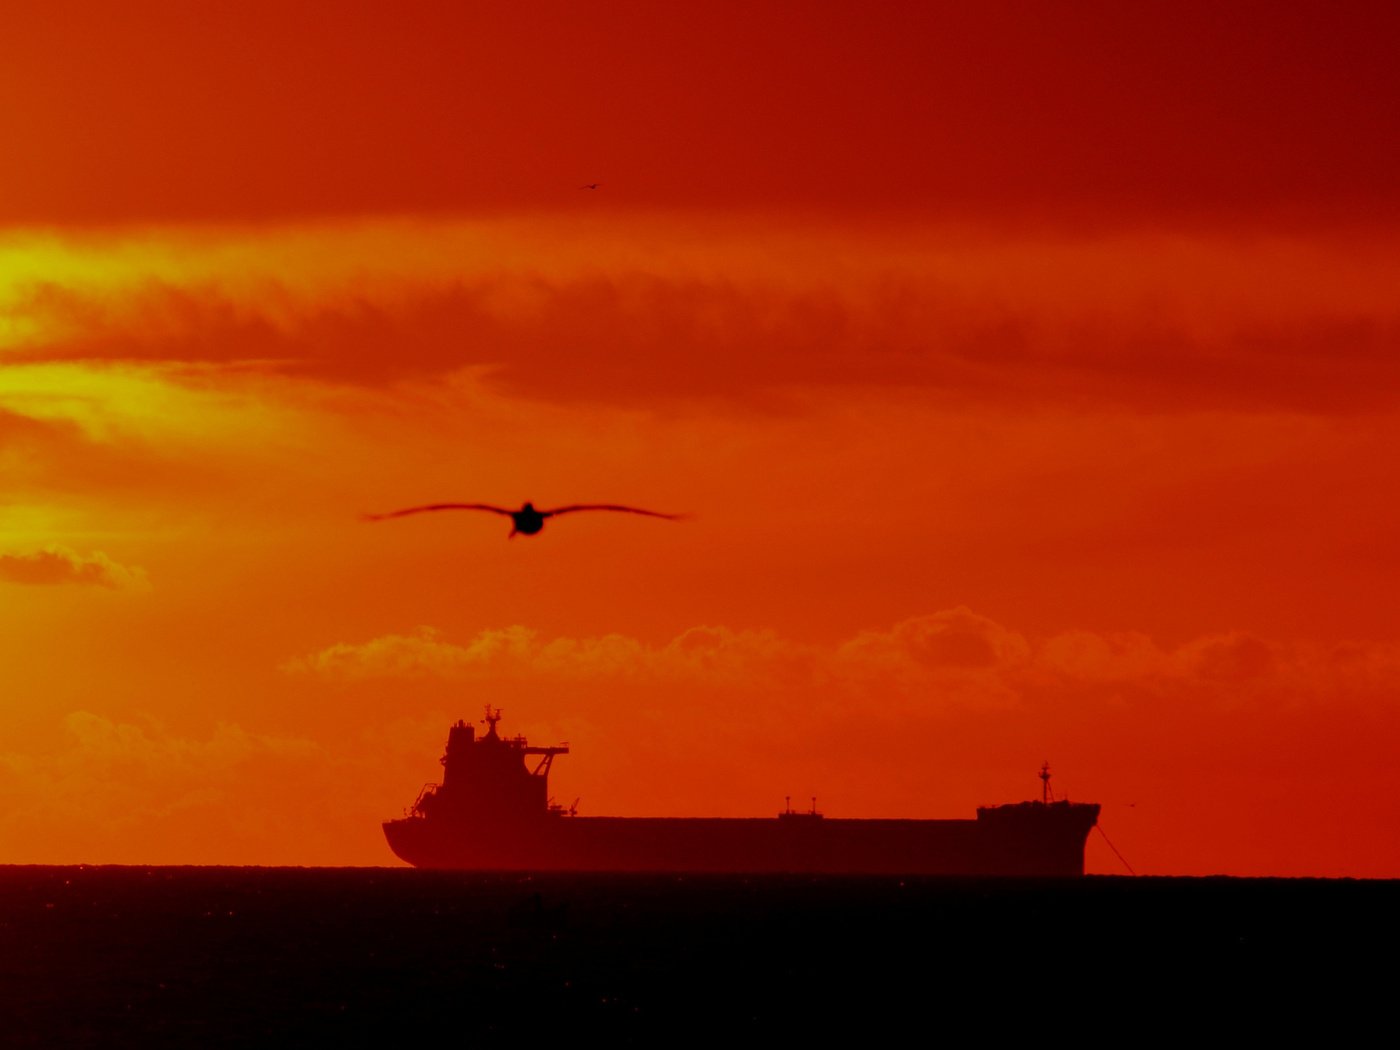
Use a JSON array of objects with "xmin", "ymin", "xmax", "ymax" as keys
[{"xmin": 1, "ymin": 867, "xmax": 1393, "ymax": 1045}]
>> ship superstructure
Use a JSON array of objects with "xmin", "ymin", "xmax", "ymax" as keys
[{"xmin": 383, "ymin": 709, "xmax": 1100, "ymax": 876}]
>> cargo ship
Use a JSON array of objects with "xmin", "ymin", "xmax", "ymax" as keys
[{"xmin": 383, "ymin": 708, "xmax": 1100, "ymax": 876}]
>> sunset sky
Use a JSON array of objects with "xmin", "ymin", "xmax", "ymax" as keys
[{"xmin": 4, "ymin": 1, "xmax": 1400, "ymax": 875}]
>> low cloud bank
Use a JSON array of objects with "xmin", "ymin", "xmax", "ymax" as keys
[{"xmin": 287, "ymin": 608, "xmax": 1400, "ymax": 707}]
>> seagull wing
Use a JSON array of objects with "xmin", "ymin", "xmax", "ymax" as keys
[
  {"xmin": 541, "ymin": 504, "xmax": 684, "ymax": 520},
  {"xmin": 363, "ymin": 503, "xmax": 514, "ymax": 521}
]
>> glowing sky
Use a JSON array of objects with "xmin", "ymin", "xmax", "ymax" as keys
[{"xmin": 4, "ymin": 2, "xmax": 1400, "ymax": 875}]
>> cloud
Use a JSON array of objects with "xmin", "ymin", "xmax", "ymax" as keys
[
  {"xmin": 0, "ymin": 546, "xmax": 148, "ymax": 590},
  {"xmin": 0, "ymin": 713, "xmax": 323, "ymax": 859},
  {"xmin": 0, "ymin": 713, "xmax": 319, "ymax": 817},
  {"xmin": 1032, "ymin": 630, "xmax": 1171, "ymax": 683},
  {"xmin": 283, "ymin": 624, "xmax": 803, "ymax": 685},
  {"xmin": 0, "ymin": 407, "xmax": 104, "ymax": 495},
  {"xmin": 287, "ymin": 610, "xmax": 1400, "ymax": 710},
  {"xmin": 838, "ymin": 607, "xmax": 1032, "ymax": 671},
  {"xmin": 8, "ymin": 224, "xmax": 1400, "ymax": 413},
  {"xmin": 0, "ymin": 405, "xmax": 60, "ymax": 442},
  {"xmin": 53, "ymin": 711, "xmax": 317, "ymax": 772},
  {"xmin": 0, "ymin": 375, "xmax": 247, "ymax": 505},
  {"xmin": 15, "ymin": 274, "xmax": 1400, "ymax": 414},
  {"xmin": 1175, "ymin": 631, "xmax": 1279, "ymax": 683}
]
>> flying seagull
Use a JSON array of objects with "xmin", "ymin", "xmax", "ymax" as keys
[
  {"xmin": 364, "ymin": 500, "xmax": 683, "ymax": 538},
  {"xmin": 580, "ymin": 183, "xmax": 602, "ymax": 190}
]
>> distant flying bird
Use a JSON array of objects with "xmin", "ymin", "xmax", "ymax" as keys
[
  {"xmin": 364, "ymin": 500, "xmax": 683, "ymax": 538},
  {"xmin": 580, "ymin": 183, "xmax": 601, "ymax": 189}
]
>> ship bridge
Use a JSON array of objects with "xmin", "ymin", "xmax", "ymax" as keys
[{"xmin": 419, "ymin": 707, "xmax": 569, "ymax": 821}]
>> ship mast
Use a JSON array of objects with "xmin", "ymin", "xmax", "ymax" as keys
[{"xmin": 1040, "ymin": 761, "xmax": 1054, "ymax": 804}]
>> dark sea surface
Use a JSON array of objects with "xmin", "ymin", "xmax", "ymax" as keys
[{"xmin": 1, "ymin": 867, "xmax": 1394, "ymax": 1045}]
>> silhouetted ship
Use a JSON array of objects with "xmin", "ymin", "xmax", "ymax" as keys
[{"xmin": 383, "ymin": 709, "xmax": 1100, "ymax": 876}]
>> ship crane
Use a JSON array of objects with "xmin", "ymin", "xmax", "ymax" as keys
[
  {"xmin": 480, "ymin": 705, "xmax": 569, "ymax": 776},
  {"xmin": 531, "ymin": 748, "xmax": 568, "ymax": 778}
]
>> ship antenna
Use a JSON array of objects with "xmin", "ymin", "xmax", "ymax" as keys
[
  {"xmin": 1040, "ymin": 761, "xmax": 1054, "ymax": 804},
  {"xmin": 483, "ymin": 705, "xmax": 502, "ymax": 737}
]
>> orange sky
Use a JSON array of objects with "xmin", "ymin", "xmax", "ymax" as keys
[{"xmin": 3, "ymin": 2, "xmax": 1400, "ymax": 875}]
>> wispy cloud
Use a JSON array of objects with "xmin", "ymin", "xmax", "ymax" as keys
[{"xmin": 7, "ymin": 223, "xmax": 1400, "ymax": 412}]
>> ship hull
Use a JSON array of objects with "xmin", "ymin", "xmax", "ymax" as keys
[{"xmin": 383, "ymin": 806, "xmax": 1100, "ymax": 877}]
